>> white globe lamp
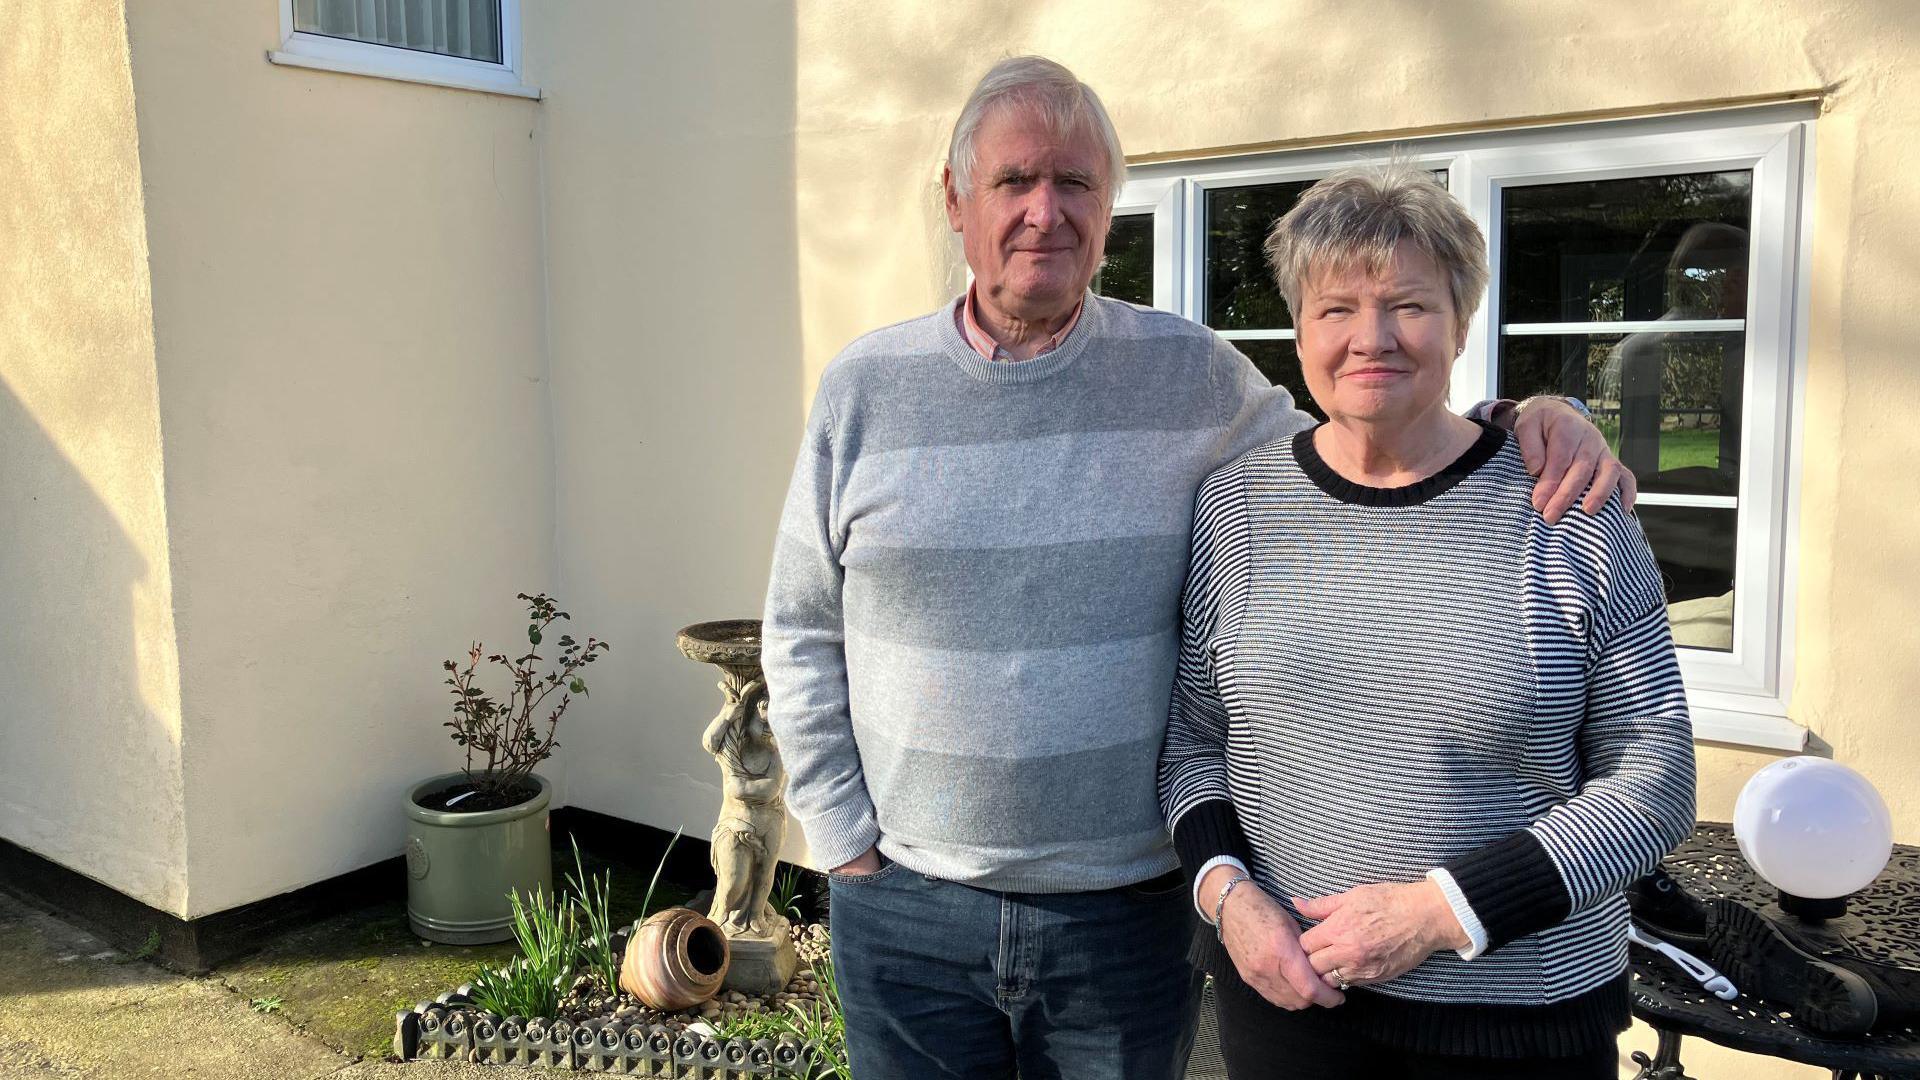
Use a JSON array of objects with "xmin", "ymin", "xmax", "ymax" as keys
[{"xmin": 1733, "ymin": 757, "xmax": 1893, "ymax": 921}]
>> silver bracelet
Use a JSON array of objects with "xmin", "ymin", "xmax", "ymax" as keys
[{"xmin": 1212, "ymin": 874, "xmax": 1251, "ymax": 942}]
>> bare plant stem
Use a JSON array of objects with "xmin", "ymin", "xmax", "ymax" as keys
[{"xmin": 441, "ymin": 593, "xmax": 608, "ymax": 801}]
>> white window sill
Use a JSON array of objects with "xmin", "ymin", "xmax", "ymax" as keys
[
  {"xmin": 266, "ymin": 47, "xmax": 540, "ymax": 100},
  {"xmin": 1691, "ymin": 705, "xmax": 1807, "ymax": 752}
]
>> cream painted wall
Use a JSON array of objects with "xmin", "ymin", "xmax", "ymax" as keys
[
  {"xmin": 7, "ymin": 0, "xmax": 802, "ymax": 918},
  {"xmin": 792, "ymin": 3, "xmax": 1919, "ymax": 1074},
  {"xmin": 121, "ymin": 0, "xmax": 554, "ymax": 917},
  {"xmin": 522, "ymin": 3, "xmax": 805, "ymax": 860},
  {"xmin": 0, "ymin": 0, "xmax": 188, "ymax": 915}
]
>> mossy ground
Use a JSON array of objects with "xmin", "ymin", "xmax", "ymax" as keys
[{"xmin": 211, "ymin": 845, "xmax": 696, "ymax": 1060}]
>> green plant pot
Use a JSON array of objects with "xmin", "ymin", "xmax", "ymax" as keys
[{"xmin": 405, "ymin": 772, "xmax": 553, "ymax": 944}]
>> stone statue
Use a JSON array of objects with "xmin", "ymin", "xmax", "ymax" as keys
[
  {"xmin": 676, "ymin": 619, "xmax": 798, "ymax": 995},
  {"xmin": 700, "ymin": 672, "xmax": 787, "ymax": 938}
]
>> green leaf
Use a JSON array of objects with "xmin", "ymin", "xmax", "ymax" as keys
[
  {"xmin": 569, "ymin": 679, "xmax": 585, "ymax": 695},
  {"xmin": 528, "ymin": 625, "xmax": 542, "ymax": 645}
]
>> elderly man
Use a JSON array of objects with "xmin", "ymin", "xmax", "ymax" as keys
[{"xmin": 762, "ymin": 56, "xmax": 1629, "ymax": 1079}]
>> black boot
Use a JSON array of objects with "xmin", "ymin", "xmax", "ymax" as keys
[
  {"xmin": 1736, "ymin": 901, "xmax": 1920, "ymax": 1026},
  {"xmin": 1627, "ymin": 868, "xmax": 1712, "ymax": 952},
  {"xmin": 1706, "ymin": 898, "xmax": 1890, "ymax": 1036}
]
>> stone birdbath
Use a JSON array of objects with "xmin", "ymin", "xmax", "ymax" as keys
[{"xmin": 675, "ymin": 619, "xmax": 797, "ymax": 997}]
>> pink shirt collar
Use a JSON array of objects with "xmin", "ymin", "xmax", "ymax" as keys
[{"xmin": 958, "ymin": 287, "xmax": 1084, "ymax": 361}]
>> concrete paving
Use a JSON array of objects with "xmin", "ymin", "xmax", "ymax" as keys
[
  {"xmin": 0, "ymin": 892, "xmax": 494, "ymax": 1079},
  {"xmin": 1, "ymin": 885, "xmax": 1790, "ymax": 1080}
]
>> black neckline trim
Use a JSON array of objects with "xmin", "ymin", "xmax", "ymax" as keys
[{"xmin": 1291, "ymin": 420, "xmax": 1507, "ymax": 507}]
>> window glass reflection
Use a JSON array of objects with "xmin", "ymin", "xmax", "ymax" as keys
[
  {"xmin": 294, "ymin": 0, "xmax": 504, "ymax": 63},
  {"xmin": 1638, "ymin": 505, "xmax": 1737, "ymax": 651},
  {"xmin": 1500, "ymin": 332, "xmax": 1743, "ymax": 496},
  {"xmin": 1093, "ymin": 214, "xmax": 1154, "ymax": 306},
  {"xmin": 1205, "ymin": 181, "xmax": 1315, "ymax": 329},
  {"xmin": 1501, "ymin": 172, "xmax": 1752, "ymax": 324},
  {"xmin": 1497, "ymin": 170, "xmax": 1753, "ymax": 655},
  {"xmin": 1500, "ymin": 330, "xmax": 1742, "ymax": 652}
]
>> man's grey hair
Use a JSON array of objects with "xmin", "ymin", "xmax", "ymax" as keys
[
  {"xmin": 946, "ymin": 56, "xmax": 1127, "ymax": 205},
  {"xmin": 1265, "ymin": 163, "xmax": 1490, "ymax": 330}
]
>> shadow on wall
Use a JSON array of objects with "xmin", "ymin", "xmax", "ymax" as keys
[
  {"xmin": 0, "ymin": 375, "xmax": 182, "ymax": 924},
  {"xmin": 1806, "ymin": 217, "xmax": 1920, "ymax": 827},
  {"xmin": 531, "ymin": 3, "xmax": 807, "ymax": 851}
]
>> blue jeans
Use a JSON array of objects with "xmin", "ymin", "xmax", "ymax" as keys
[{"xmin": 828, "ymin": 857, "xmax": 1205, "ymax": 1080}]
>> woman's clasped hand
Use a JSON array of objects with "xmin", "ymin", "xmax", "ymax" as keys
[
  {"xmin": 1294, "ymin": 882, "xmax": 1471, "ymax": 989},
  {"xmin": 1211, "ymin": 870, "xmax": 1474, "ymax": 1007},
  {"xmin": 1207, "ymin": 866, "xmax": 1344, "ymax": 1010}
]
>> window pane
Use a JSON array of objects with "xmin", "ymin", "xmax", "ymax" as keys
[
  {"xmin": 1205, "ymin": 181, "xmax": 1315, "ymax": 329},
  {"xmin": 1093, "ymin": 214, "xmax": 1153, "ymax": 306},
  {"xmin": 1501, "ymin": 172, "xmax": 1752, "ymax": 324},
  {"xmin": 1500, "ymin": 330, "xmax": 1740, "ymax": 652},
  {"xmin": 1499, "ymin": 170, "xmax": 1753, "ymax": 655},
  {"xmin": 1641, "ymin": 505, "xmax": 1737, "ymax": 651},
  {"xmin": 295, "ymin": 0, "xmax": 504, "ymax": 64},
  {"xmin": 1234, "ymin": 340, "xmax": 1324, "ymax": 421},
  {"xmin": 1500, "ymin": 331, "xmax": 1742, "ymax": 495}
]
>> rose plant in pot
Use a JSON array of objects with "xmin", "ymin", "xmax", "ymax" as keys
[{"xmin": 405, "ymin": 591, "xmax": 609, "ymax": 944}]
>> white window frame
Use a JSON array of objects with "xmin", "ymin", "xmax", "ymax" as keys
[
  {"xmin": 1116, "ymin": 106, "xmax": 1815, "ymax": 750},
  {"xmin": 269, "ymin": 0, "xmax": 539, "ymax": 100},
  {"xmin": 1111, "ymin": 179, "xmax": 1186, "ymax": 313}
]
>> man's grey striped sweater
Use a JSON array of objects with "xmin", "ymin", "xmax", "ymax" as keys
[{"xmin": 760, "ymin": 292, "xmax": 1316, "ymax": 891}]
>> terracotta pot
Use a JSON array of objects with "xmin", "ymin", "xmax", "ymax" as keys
[{"xmin": 620, "ymin": 907, "xmax": 730, "ymax": 1010}]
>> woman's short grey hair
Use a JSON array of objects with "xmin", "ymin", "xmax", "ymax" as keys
[
  {"xmin": 947, "ymin": 56, "xmax": 1127, "ymax": 205},
  {"xmin": 1265, "ymin": 163, "xmax": 1489, "ymax": 330}
]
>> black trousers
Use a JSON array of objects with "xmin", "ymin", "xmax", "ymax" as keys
[{"xmin": 1214, "ymin": 979, "xmax": 1617, "ymax": 1080}]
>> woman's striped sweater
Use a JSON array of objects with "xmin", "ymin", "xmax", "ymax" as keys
[{"xmin": 1159, "ymin": 421, "xmax": 1697, "ymax": 1057}]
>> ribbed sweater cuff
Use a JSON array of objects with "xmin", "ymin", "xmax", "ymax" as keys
[
  {"xmin": 1172, "ymin": 799, "xmax": 1248, "ymax": 884},
  {"xmin": 797, "ymin": 797, "xmax": 880, "ymax": 871},
  {"xmin": 1442, "ymin": 830, "xmax": 1570, "ymax": 954}
]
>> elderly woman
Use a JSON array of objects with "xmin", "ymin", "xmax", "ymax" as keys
[{"xmin": 1159, "ymin": 164, "xmax": 1696, "ymax": 1079}]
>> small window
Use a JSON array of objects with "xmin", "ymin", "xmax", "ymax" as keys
[
  {"xmin": 293, "ymin": 0, "xmax": 503, "ymax": 64},
  {"xmin": 271, "ymin": 0, "xmax": 534, "ymax": 99}
]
